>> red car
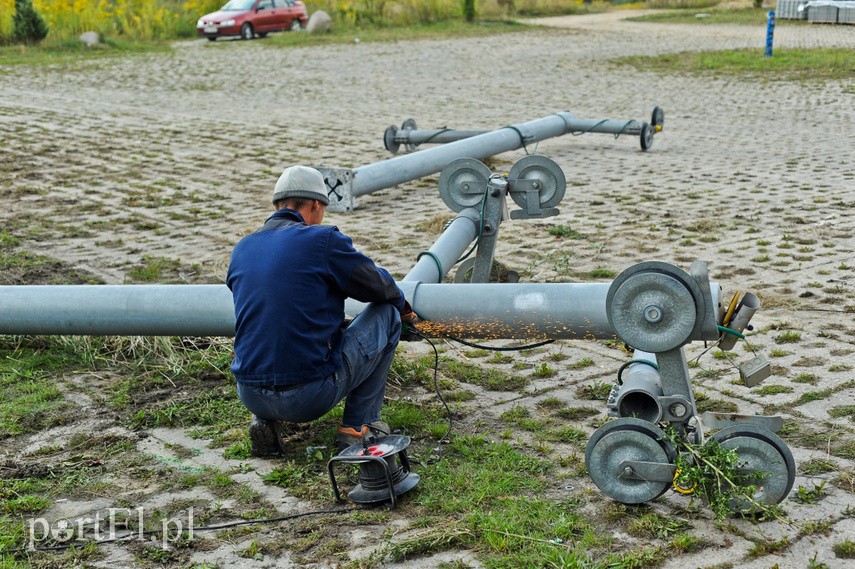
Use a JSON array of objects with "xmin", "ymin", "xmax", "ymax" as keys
[{"xmin": 197, "ymin": 0, "xmax": 308, "ymax": 41}]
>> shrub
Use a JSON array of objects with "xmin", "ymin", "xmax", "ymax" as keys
[
  {"xmin": 12, "ymin": 0, "xmax": 48, "ymax": 44},
  {"xmin": 462, "ymin": 0, "xmax": 476, "ymax": 21}
]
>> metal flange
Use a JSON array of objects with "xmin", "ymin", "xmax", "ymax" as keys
[
  {"xmin": 606, "ymin": 262, "xmax": 705, "ymax": 353},
  {"xmin": 438, "ymin": 158, "xmax": 492, "ymax": 212},
  {"xmin": 507, "ymin": 155, "xmax": 566, "ymax": 217},
  {"xmin": 383, "ymin": 125, "xmax": 400, "ymax": 154}
]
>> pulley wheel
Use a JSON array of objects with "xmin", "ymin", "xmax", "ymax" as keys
[
  {"xmin": 585, "ymin": 418, "xmax": 676, "ymax": 504},
  {"xmin": 507, "ymin": 155, "xmax": 566, "ymax": 211},
  {"xmin": 640, "ymin": 122, "xmax": 654, "ymax": 152},
  {"xmin": 438, "ymin": 158, "xmax": 492, "ymax": 212},
  {"xmin": 606, "ymin": 262, "xmax": 703, "ymax": 353},
  {"xmin": 401, "ymin": 118, "xmax": 418, "ymax": 152},
  {"xmin": 383, "ymin": 125, "xmax": 400, "ymax": 154},
  {"xmin": 711, "ymin": 425, "xmax": 796, "ymax": 508},
  {"xmin": 651, "ymin": 106, "xmax": 665, "ymax": 129}
]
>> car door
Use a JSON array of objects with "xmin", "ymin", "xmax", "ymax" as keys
[
  {"xmin": 254, "ymin": 0, "xmax": 276, "ymax": 31},
  {"xmin": 272, "ymin": 0, "xmax": 292, "ymax": 30}
]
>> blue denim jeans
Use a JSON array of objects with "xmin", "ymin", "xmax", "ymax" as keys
[{"xmin": 236, "ymin": 303, "xmax": 401, "ymax": 429}]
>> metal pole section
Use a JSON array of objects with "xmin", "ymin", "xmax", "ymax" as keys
[
  {"xmin": 402, "ymin": 208, "xmax": 480, "ymax": 283},
  {"xmin": 399, "ymin": 130, "xmax": 485, "ymax": 145},
  {"xmin": 319, "ymin": 112, "xmax": 581, "ymax": 212},
  {"xmin": 358, "ymin": 115, "xmax": 570, "ymax": 196},
  {"xmin": 0, "ymin": 285, "xmax": 236, "ymax": 337},
  {"xmin": 0, "ymin": 282, "xmax": 617, "ymax": 339},
  {"xmin": 389, "ymin": 121, "xmax": 644, "ymax": 152},
  {"xmin": 384, "ymin": 110, "xmax": 664, "ymax": 156}
]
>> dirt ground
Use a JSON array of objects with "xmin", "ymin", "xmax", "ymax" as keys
[{"xmin": 2, "ymin": 7, "xmax": 855, "ymax": 569}]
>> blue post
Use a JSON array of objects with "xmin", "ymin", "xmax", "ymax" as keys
[{"xmin": 765, "ymin": 10, "xmax": 776, "ymax": 58}]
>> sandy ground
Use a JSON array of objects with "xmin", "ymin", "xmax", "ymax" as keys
[{"xmin": 2, "ymin": 7, "xmax": 855, "ymax": 569}]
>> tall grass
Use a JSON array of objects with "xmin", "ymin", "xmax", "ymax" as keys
[
  {"xmin": 0, "ymin": 0, "xmax": 592, "ymax": 44},
  {"xmin": 0, "ymin": 0, "xmax": 223, "ymax": 43}
]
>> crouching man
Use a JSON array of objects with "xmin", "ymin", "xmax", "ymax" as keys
[{"xmin": 227, "ymin": 166, "xmax": 418, "ymax": 457}]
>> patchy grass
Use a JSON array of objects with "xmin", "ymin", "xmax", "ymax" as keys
[
  {"xmin": 439, "ymin": 358, "xmax": 529, "ymax": 391},
  {"xmin": 0, "ymin": 231, "xmax": 101, "ymax": 285},
  {"xmin": 616, "ymin": 48, "xmax": 855, "ymax": 82},
  {"xmin": 628, "ymin": 7, "xmax": 773, "ymax": 25},
  {"xmin": 264, "ymin": 19, "xmax": 529, "ymax": 49},
  {"xmin": 0, "ymin": 38, "xmax": 170, "ymax": 68}
]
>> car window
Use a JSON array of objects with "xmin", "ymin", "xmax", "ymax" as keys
[
  {"xmin": 257, "ymin": 0, "xmax": 272, "ymax": 9},
  {"xmin": 273, "ymin": 0, "xmax": 288, "ymax": 6},
  {"xmin": 221, "ymin": 0, "xmax": 255, "ymax": 10}
]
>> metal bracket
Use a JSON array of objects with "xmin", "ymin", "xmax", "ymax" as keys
[
  {"xmin": 700, "ymin": 411, "xmax": 783, "ymax": 433},
  {"xmin": 617, "ymin": 460, "xmax": 677, "ymax": 483},
  {"xmin": 315, "ymin": 167, "xmax": 356, "ymax": 213},
  {"xmin": 658, "ymin": 395, "xmax": 696, "ymax": 422}
]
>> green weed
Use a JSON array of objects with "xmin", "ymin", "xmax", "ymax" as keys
[
  {"xmin": 793, "ymin": 481, "xmax": 828, "ymax": 504},
  {"xmin": 439, "ymin": 358, "xmax": 528, "ymax": 391},
  {"xmin": 617, "ymin": 47, "xmax": 854, "ymax": 82},
  {"xmin": 547, "ymin": 225, "xmax": 586, "ymax": 239},
  {"xmin": 834, "ymin": 539, "xmax": 855, "ymax": 559}
]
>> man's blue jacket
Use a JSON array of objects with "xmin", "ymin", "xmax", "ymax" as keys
[{"xmin": 227, "ymin": 209, "xmax": 406, "ymax": 386}]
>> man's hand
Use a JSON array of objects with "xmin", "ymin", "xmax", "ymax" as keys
[{"xmin": 400, "ymin": 309, "xmax": 422, "ymax": 341}]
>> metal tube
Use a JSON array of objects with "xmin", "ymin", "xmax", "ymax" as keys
[
  {"xmin": 0, "ymin": 282, "xmax": 614, "ymax": 339},
  {"xmin": 402, "ymin": 208, "xmax": 480, "ymax": 283},
  {"xmin": 352, "ymin": 112, "xmax": 578, "ymax": 198},
  {"xmin": 399, "ymin": 120, "xmax": 643, "ymax": 144},
  {"xmin": 0, "ymin": 284, "xmax": 235, "ymax": 337},
  {"xmin": 394, "ymin": 129, "xmax": 487, "ymax": 147},
  {"xmin": 384, "ymin": 112, "xmax": 662, "ymax": 154},
  {"xmin": 718, "ymin": 293, "xmax": 760, "ymax": 351}
]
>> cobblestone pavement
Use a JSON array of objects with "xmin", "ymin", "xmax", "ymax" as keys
[{"xmin": 1, "ymin": 9, "xmax": 854, "ymax": 568}]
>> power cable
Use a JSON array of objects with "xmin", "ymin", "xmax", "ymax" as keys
[{"xmin": 3, "ymin": 507, "xmax": 363, "ymax": 555}]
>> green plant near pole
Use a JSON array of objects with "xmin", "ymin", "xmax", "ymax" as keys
[
  {"xmin": 463, "ymin": 0, "xmax": 477, "ymax": 23},
  {"xmin": 12, "ymin": 0, "xmax": 49, "ymax": 44}
]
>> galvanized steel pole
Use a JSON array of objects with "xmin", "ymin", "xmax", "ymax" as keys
[
  {"xmin": 402, "ymin": 208, "xmax": 480, "ymax": 283},
  {"xmin": 319, "ymin": 110, "xmax": 642, "ymax": 213},
  {"xmin": 0, "ymin": 282, "xmax": 611, "ymax": 339},
  {"xmin": 383, "ymin": 110, "xmax": 664, "ymax": 155},
  {"xmin": 0, "ymin": 279, "xmax": 719, "ymax": 341}
]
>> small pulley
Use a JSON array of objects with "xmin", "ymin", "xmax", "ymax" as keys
[
  {"xmin": 640, "ymin": 122, "xmax": 654, "ymax": 152},
  {"xmin": 507, "ymin": 155, "xmax": 566, "ymax": 219},
  {"xmin": 710, "ymin": 425, "xmax": 796, "ymax": 509},
  {"xmin": 327, "ymin": 434, "xmax": 419, "ymax": 508},
  {"xmin": 438, "ymin": 158, "xmax": 492, "ymax": 212},
  {"xmin": 585, "ymin": 418, "xmax": 677, "ymax": 504},
  {"xmin": 606, "ymin": 262, "xmax": 705, "ymax": 353},
  {"xmin": 651, "ymin": 106, "xmax": 665, "ymax": 130},
  {"xmin": 640, "ymin": 107, "xmax": 664, "ymax": 151}
]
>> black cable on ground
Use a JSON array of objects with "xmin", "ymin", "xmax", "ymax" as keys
[
  {"xmin": 4, "ymin": 507, "xmax": 364, "ymax": 555},
  {"xmin": 446, "ymin": 335, "xmax": 555, "ymax": 352}
]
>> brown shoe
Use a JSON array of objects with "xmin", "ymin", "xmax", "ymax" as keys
[{"xmin": 249, "ymin": 416, "xmax": 286, "ymax": 457}]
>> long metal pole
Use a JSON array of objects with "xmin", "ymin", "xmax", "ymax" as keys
[
  {"xmin": 385, "ymin": 118, "xmax": 657, "ymax": 154},
  {"xmin": 0, "ymin": 280, "xmax": 719, "ymax": 341},
  {"xmin": 319, "ymin": 112, "xmax": 583, "ymax": 212},
  {"xmin": 355, "ymin": 114, "xmax": 572, "ymax": 197}
]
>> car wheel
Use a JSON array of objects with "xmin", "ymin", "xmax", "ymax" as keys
[
  {"xmin": 290, "ymin": 19, "xmax": 303, "ymax": 32},
  {"xmin": 257, "ymin": 32, "xmax": 268, "ymax": 38},
  {"xmin": 207, "ymin": 36, "xmax": 217, "ymax": 42},
  {"xmin": 240, "ymin": 23, "xmax": 254, "ymax": 40}
]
